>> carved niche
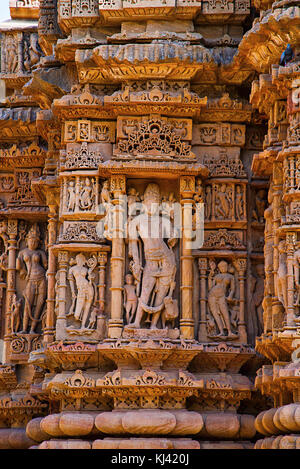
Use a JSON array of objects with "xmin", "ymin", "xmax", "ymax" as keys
[
  {"xmin": 197, "ymin": 257, "xmax": 247, "ymax": 343},
  {"xmin": 123, "ymin": 182, "xmax": 180, "ymax": 339},
  {"xmin": 55, "ymin": 250, "xmax": 108, "ymax": 341}
]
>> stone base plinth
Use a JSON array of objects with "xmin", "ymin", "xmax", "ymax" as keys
[{"xmin": 122, "ymin": 327, "xmax": 180, "ymax": 340}]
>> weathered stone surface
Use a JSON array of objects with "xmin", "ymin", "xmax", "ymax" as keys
[
  {"xmin": 0, "ymin": 0, "xmax": 299, "ymax": 454},
  {"xmin": 59, "ymin": 413, "xmax": 95, "ymax": 436}
]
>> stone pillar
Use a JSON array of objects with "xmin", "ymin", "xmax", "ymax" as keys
[
  {"xmin": 198, "ymin": 257, "xmax": 207, "ymax": 342},
  {"xmin": 286, "ymin": 232, "xmax": 297, "ymax": 327},
  {"xmin": 98, "ymin": 251, "xmax": 107, "ymax": 339},
  {"xmin": 180, "ymin": 176, "xmax": 195, "ymax": 340},
  {"xmin": 55, "ymin": 251, "xmax": 69, "ymax": 341},
  {"xmin": 108, "ymin": 175, "xmax": 126, "ymax": 339},
  {"xmin": 234, "ymin": 257, "xmax": 247, "ymax": 343},
  {"xmin": 3, "ymin": 220, "xmax": 18, "ymax": 364},
  {"xmin": 44, "ymin": 193, "xmax": 58, "ymax": 344}
]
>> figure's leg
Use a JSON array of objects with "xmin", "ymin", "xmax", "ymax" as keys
[
  {"xmin": 151, "ymin": 282, "xmax": 170, "ymax": 329},
  {"xmin": 132, "ymin": 270, "xmax": 156, "ymax": 328},
  {"xmin": 208, "ymin": 296, "xmax": 224, "ymax": 336},
  {"xmin": 219, "ymin": 298, "xmax": 237, "ymax": 337},
  {"xmin": 81, "ymin": 301, "xmax": 92, "ymax": 329},
  {"xmin": 74, "ymin": 295, "xmax": 85, "ymax": 321},
  {"xmin": 125, "ymin": 304, "xmax": 131, "ymax": 324},
  {"xmin": 129, "ymin": 300, "xmax": 138, "ymax": 323},
  {"xmin": 21, "ymin": 283, "xmax": 35, "ymax": 333},
  {"xmin": 30, "ymin": 280, "xmax": 47, "ymax": 333}
]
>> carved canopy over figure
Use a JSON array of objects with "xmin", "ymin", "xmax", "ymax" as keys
[
  {"xmin": 127, "ymin": 183, "xmax": 178, "ymax": 329},
  {"xmin": 16, "ymin": 223, "xmax": 47, "ymax": 334}
]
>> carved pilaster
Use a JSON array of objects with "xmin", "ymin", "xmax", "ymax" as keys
[
  {"xmin": 3, "ymin": 220, "xmax": 18, "ymax": 364},
  {"xmin": 55, "ymin": 251, "xmax": 69, "ymax": 341},
  {"xmin": 108, "ymin": 175, "xmax": 126, "ymax": 338},
  {"xmin": 44, "ymin": 193, "xmax": 58, "ymax": 344},
  {"xmin": 198, "ymin": 257, "xmax": 208, "ymax": 342},
  {"xmin": 180, "ymin": 175, "xmax": 196, "ymax": 340}
]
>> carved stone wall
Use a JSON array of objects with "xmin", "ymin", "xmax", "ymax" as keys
[{"xmin": 0, "ymin": 0, "xmax": 298, "ymax": 451}]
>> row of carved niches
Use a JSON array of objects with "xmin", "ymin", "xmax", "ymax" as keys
[
  {"xmin": 55, "ymin": 249, "xmax": 109, "ymax": 342},
  {"xmin": 59, "ymin": 117, "xmax": 254, "ymax": 168},
  {"xmin": 195, "ymin": 256, "xmax": 247, "ymax": 344},
  {"xmin": 261, "ymin": 232, "xmax": 300, "ymax": 337},
  {"xmin": 2, "ymin": 221, "xmax": 48, "ymax": 362},
  {"xmin": 57, "ymin": 0, "xmax": 250, "ymax": 28},
  {"xmin": 0, "ymin": 30, "xmax": 43, "ymax": 89}
]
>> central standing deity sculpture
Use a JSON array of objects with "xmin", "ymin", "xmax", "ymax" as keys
[
  {"xmin": 127, "ymin": 183, "xmax": 178, "ymax": 330},
  {"xmin": 16, "ymin": 223, "xmax": 47, "ymax": 334}
]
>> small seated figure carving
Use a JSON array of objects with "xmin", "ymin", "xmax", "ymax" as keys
[{"xmin": 123, "ymin": 273, "xmax": 138, "ymax": 325}]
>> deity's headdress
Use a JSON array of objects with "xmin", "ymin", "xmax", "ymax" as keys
[
  {"xmin": 26, "ymin": 223, "xmax": 40, "ymax": 241},
  {"xmin": 144, "ymin": 183, "xmax": 160, "ymax": 201}
]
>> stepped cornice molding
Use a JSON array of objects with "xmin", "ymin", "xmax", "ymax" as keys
[
  {"xmin": 76, "ymin": 43, "xmax": 215, "ymax": 83},
  {"xmin": 232, "ymin": 5, "xmax": 300, "ymax": 74}
]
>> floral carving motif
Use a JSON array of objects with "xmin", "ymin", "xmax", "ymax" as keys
[{"xmin": 116, "ymin": 119, "xmax": 194, "ymax": 159}]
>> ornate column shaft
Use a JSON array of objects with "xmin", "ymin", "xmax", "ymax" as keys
[
  {"xmin": 198, "ymin": 257, "xmax": 208, "ymax": 342},
  {"xmin": 55, "ymin": 251, "xmax": 69, "ymax": 341},
  {"xmin": 180, "ymin": 176, "xmax": 196, "ymax": 340},
  {"xmin": 3, "ymin": 220, "xmax": 18, "ymax": 364},
  {"xmin": 44, "ymin": 196, "xmax": 58, "ymax": 344},
  {"xmin": 108, "ymin": 175, "xmax": 126, "ymax": 339}
]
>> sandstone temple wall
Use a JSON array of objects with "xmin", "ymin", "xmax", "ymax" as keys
[{"xmin": 0, "ymin": 0, "xmax": 298, "ymax": 450}]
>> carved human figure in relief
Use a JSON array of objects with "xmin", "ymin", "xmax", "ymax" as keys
[
  {"xmin": 67, "ymin": 180, "xmax": 76, "ymax": 212},
  {"xmin": 79, "ymin": 177, "xmax": 95, "ymax": 211},
  {"xmin": 67, "ymin": 253, "xmax": 96, "ymax": 330},
  {"xmin": 127, "ymin": 187, "xmax": 141, "ymax": 220},
  {"xmin": 100, "ymin": 180, "xmax": 113, "ymax": 238},
  {"xmin": 10, "ymin": 294, "xmax": 22, "ymax": 334},
  {"xmin": 235, "ymin": 185, "xmax": 244, "ymax": 220},
  {"xmin": 207, "ymin": 260, "xmax": 238, "ymax": 339},
  {"xmin": 16, "ymin": 223, "xmax": 47, "ymax": 334},
  {"xmin": 252, "ymin": 189, "xmax": 267, "ymax": 223},
  {"xmin": 293, "ymin": 244, "xmax": 300, "ymax": 306},
  {"xmin": 162, "ymin": 192, "xmax": 176, "ymax": 221},
  {"xmin": 205, "ymin": 185, "xmax": 212, "ymax": 219},
  {"xmin": 250, "ymin": 264, "xmax": 265, "ymax": 336},
  {"xmin": 215, "ymin": 184, "xmax": 232, "ymax": 219},
  {"xmin": 123, "ymin": 273, "xmax": 138, "ymax": 324},
  {"xmin": 128, "ymin": 183, "xmax": 178, "ymax": 329},
  {"xmin": 6, "ymin": 35, "xmax": 18, "ymax": 74},
  {"xmin": 276, "ymin": 240, "xmax": 288, "ymax": 310},
  {"xmin": 0, "ymin": 220, "xmax": 9, "ymax": 279}
]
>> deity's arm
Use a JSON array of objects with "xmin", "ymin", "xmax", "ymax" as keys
[
  {"xmin": 16, "ymin": 251, "xmax": 27, "ymax": 279},
  {"xmin": 40, "ymin": 250, "xmax": 48, "ymax": 270}
]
